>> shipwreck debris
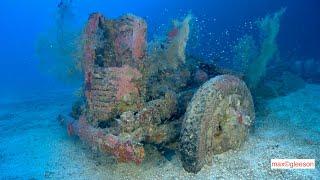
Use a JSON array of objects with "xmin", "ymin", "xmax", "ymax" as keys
[
  {"xmin": 180, "ymin": 75, "xmax": 255, "ymax": 173},
  {"xmin": 83, "ymin": 13, "xmax": 147, "ymax": 125},
  {"xmin": 62, "ymin": 13, "xmax": 255, "ymax": 173}
]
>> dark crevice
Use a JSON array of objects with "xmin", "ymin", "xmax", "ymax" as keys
[{"xmin": 98, "ymin": 119, "xmax": 118, "ymax": 129}]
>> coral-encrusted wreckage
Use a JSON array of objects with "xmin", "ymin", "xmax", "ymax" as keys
[{"xmin": 60, "ymin": 13, "xmax": 255, "ymax": 173}]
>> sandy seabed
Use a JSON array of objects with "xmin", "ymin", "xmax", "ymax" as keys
[{"xmin": 0, "ymin": 85, "xmax": 319, "ymax": 179}]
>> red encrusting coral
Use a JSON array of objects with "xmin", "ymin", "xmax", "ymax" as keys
[
  {"xmin": 64, "ymin": 115, "xmax": 145, "ymax": 164},
  {"xmin": 82, "ymin": 14, "xmax": 147, "ymax": 122},
  {"xmin": 83, "ymin": 13, "xmax": 104, "ymax": 110},
  {"xmin": 114, "ymin": 15, "xmax": 146, "ymax": 68},
  {"xmin": 109, "ymin": 65, "xmax": 143, "ymax": 101},
  {"xmin": 83, "ymin": 13, "xmax": 103, "ymax": 68},
  {"xmin": 132, "ymin": 20, "xmax": 147, "ymax": 60}
]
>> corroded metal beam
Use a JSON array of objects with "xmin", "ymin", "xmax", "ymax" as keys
[{"xmin": 61, "ymin": 115, "xmax": 145, "ymax": 164}]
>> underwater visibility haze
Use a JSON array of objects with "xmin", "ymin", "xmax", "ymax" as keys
[{"xmin": 0, "ymin": 0, "xmax": 319, "ymax": 179}]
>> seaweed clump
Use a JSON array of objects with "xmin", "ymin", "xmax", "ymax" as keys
[
  {"xmin": 145, "ymin": 14, "xmax": 194, "ymax": 100},
  {"xmin": 234, "ymin": 8, "xmax": 286, "ymax": 90}
]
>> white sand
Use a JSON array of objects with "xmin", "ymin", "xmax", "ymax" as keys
[{"xmin": 0, "ymin": 85, "xmax": 319, "ymax": 179}]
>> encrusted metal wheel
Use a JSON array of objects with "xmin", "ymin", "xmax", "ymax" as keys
[{"xmin": 180, "ymin": 75, "xmax": 255, "ymax": 173}]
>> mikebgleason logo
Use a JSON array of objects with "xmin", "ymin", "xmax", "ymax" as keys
[{"xmin": 271, "ymin": 159, "xmax": 315, "ymax": 169}]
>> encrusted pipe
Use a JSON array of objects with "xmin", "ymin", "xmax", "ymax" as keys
[{"xmin": 60, "ymin": 115, "xmax": 145, "ymax": 164}]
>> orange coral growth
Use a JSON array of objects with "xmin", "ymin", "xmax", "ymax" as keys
[
  {"xmin": 114, "ymin": 15, "xmax": 146, "ymax": 67},
  {"xmin": 109, "ymin": 65, "xmax": 143, "ymax": 101},
  {"xmin": 64, "ymin": 115, "xmax": 145, "ymax": 164},
  {"xmin": 85, "ymin": 13, "xmax": 103, "ymax": 36},
  {"xmin": 132, "ymin": 22, "xmax": 146, "ymax": 60},
  {"xmin": 83, "ymin": 13, "xmax": 103, "ymax": 68}
]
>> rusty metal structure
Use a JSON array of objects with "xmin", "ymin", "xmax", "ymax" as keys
[{"xmin": 60, "ymin": 13, "xmax": 255, "ymax": 173}]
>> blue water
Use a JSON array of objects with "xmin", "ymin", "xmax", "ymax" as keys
[{"xmin": 0, "ymin": 0, "xmax": 319, "ymax": 179}]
